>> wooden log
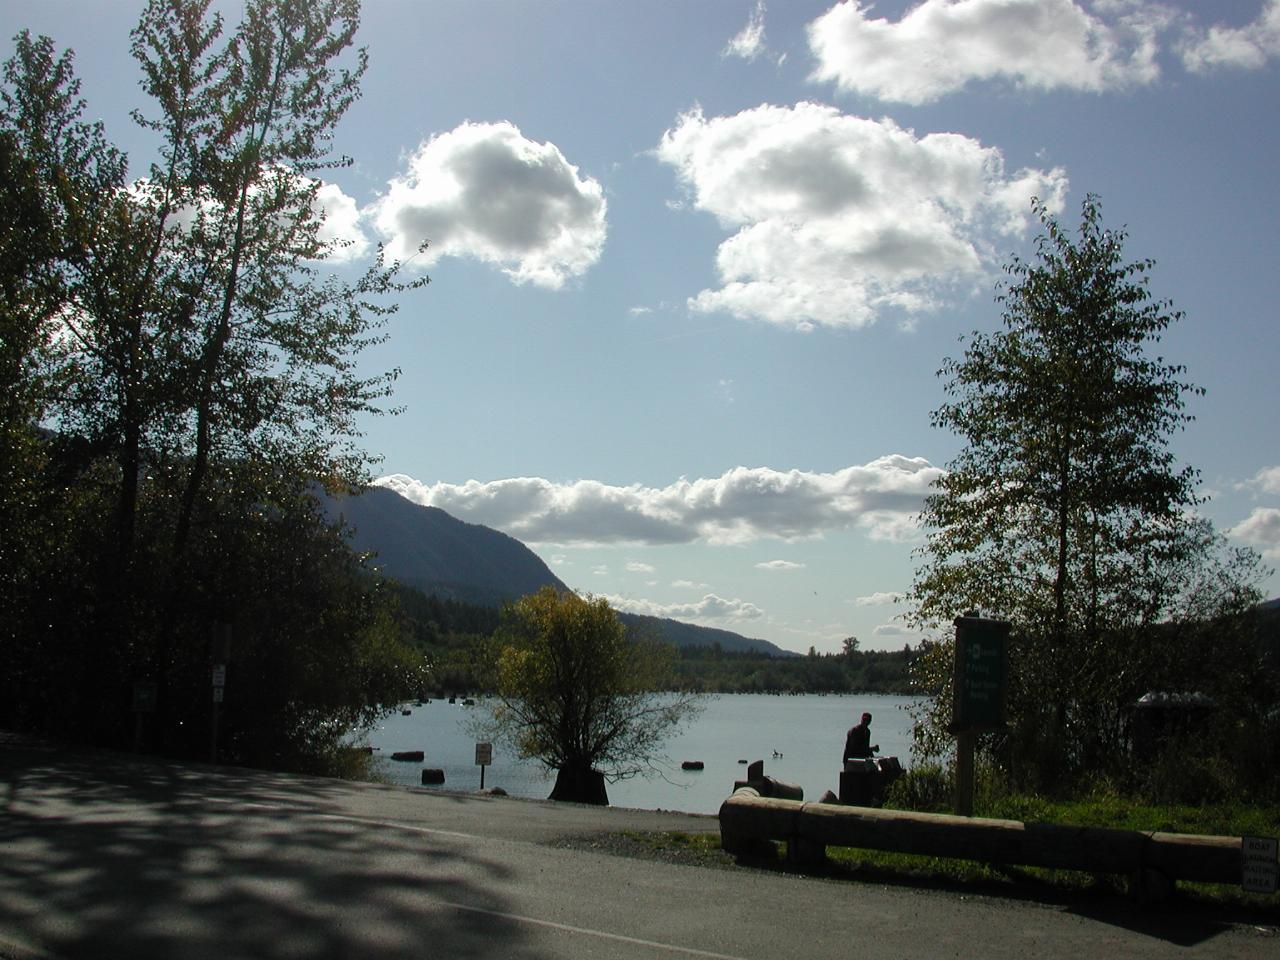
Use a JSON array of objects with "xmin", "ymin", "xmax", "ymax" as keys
[
  {"xmin": 719, "ymin": 788, "xmax": 793, "ymax": 858},
  {"xmin": 1144, "ymin": 832, "xmax": 1241, "ymax": 884},
  {"xmin": 719, "ymin": 793, "xmax": 1241, "ymax": 885}
]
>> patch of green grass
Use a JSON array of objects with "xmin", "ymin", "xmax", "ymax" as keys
[
  {"xmin": 620, "ymin": 830, "xmax": 721, "ymax": 854},
  {"xmin": 971, "ymin": 793, "xmax": 1280, "ymax": 840}
]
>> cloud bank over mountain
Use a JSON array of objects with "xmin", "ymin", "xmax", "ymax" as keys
[{"xmin": 375, "ymin": 455, "xmax": 942, "ymax": 547}]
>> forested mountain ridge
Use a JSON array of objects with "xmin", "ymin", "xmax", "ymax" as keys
[
  {"xmin": 324, "ymin": 485, "xmax": 791, "ymax": 656},
  {"xmin": 326, "ymin": 485, "xmax": 569, "ymax": 608}
]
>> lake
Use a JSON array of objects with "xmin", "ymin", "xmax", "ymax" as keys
[{"xmin": 366, "ymin": 693, "xmax": 920, "ymax": 815}]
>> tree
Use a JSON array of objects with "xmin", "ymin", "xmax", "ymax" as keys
[
  {"xmin": 0, "ymin": 1, "xmax": 430, "ymax": 764},
  {"xmin": 475, "ymin": 587, "xmax": 701, "ymax": 804},
  {"xmin": 908, "ymin": 195, "xmax": 1267, "ymax": 791}
]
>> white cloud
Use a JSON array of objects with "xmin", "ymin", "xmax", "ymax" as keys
[
  {"xmin": 1231, "ymin": 507, "xmax": 1280, "ymax": 560},
  {"xmin": 756, "ymin": 559, "xmax": 805, "ymax": 571},
  {"xmin": 672, "ymin": 579, "xmax": 710, "ymax": 590},
  {"xmin": 655, "ymin": 102, "xmax": 1066, "ymax": 331},
  {"xmin": 628, "ymin": 305, "xmax": 654, "ymax": 316},
  {"xmin": 1180, "ymin": 0, "xmax": 1280, "ymax": 72},
  {"xmin": 807, "ymin": 0, "xmax": 1165, "ymax": 105},
  {"xmin": 607, "ymin": 593, "xmax": 765, "ymax": 622},
  {"xmin": 312, "ymin": 181, "xmax": 371, "ymax": 263},
  {"xmin": 375, "ymin": 454, "xmax": 942, "ymax": 547},
  {"xmin": 1241, "ymin": 465, "xmax": 1280, "ymax": 496},
  {"xmin": 129, "ymin": 170, "xmax": 372, "ymax": 265},
  {"xmin": 853, "ymin": 591, "xmax": 901, "ymax": 607},
  {"xmin": 873, "ymin": 622, "xmax": 919, "ymax": 639},
  {"xmin": 724, "ymin": 0, "xmax": 768, "ymax": 61},
  {"xmin": 626, "ymin": 560, "xmax": 657, "ymax": 574},
  {"xmin": 371, "ymin": 120, "xmax": 606, "ymax": 288}
]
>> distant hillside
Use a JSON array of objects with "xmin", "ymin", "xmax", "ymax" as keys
[
  {"xmin": 323, "ymin": 485, "xmax": 790, "ymax": 656},
  {"xmin": 327, "ymin": 485, "xmax": 567, "ymax": 608}
]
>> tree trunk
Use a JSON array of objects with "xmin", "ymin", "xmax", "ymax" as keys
[{"xmin": 549, "ymin": 763, "xmax": 608, "ymax": 805}]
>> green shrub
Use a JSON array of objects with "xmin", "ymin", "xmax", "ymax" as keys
[{"xmin": 885, "ymin": 763, "xmax": 952, "ymax": 812}]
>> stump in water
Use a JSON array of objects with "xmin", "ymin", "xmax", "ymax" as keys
[{"xmin": 549, "ymin": 764, "xmax": 608, "ymax": 805}]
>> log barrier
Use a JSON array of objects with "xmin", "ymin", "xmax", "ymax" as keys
[{"xmin": 719, "ymin": 788, "xmax": 1243, "ymax": 899}]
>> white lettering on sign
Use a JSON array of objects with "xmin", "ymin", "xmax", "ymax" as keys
[{"xmin": 1242, "ymin": 836, "xmax": 1278, "ymax": 894}]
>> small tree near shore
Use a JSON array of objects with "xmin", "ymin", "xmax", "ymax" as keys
[{"xmin": 475, "ymin": 587, "xmax": 700, "ymax": 805}]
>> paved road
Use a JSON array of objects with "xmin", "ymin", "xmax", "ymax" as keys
[{"xmin": 2, "ymin": 733, "xmax": 1275, "ymax": 959}]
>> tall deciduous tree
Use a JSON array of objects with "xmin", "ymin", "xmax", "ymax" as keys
[
  {"xmin": 476, "ymin": 587, "xmax": 701, "ymax": 804},
  {"xmin": 908, "ymin": 196, "xmax": 1266, "ymax": 791},
  {"xmin": 0, "ymin": 1, "xmax": 430, "ymax": 761}
]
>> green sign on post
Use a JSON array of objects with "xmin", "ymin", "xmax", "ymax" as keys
[
  {"xmin": 950, "ymin": 615, "xmax": 1010, "ymax": 817},
  {"xmin": 951, "ymin": 616, "xmax": 1010, "ymax": 733}
]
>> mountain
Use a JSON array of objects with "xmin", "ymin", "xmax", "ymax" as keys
[
  {"xmin": 326, "ymin": 485, "xmax": 568, "ymax": 608},
  {"xmin": 325, "ymin": 485, "xmax": 790, "ymax": 656}
]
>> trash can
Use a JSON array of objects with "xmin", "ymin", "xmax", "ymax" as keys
[{"xmin": 839, "ymin": 758, "xmax": 875, "ymax": 805}]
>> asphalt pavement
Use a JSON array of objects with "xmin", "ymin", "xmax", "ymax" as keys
[{"xmin": 2, "ymin": 731, "xmax": 1276, "ymax": 959}]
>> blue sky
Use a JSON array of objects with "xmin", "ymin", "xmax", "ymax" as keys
[{"xmin": 8, "ymin": 0, "xmax": 1279, "ymax": 651}]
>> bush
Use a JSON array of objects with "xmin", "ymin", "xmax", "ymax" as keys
[
  {"xmin": 1139, "ymin": 749, "xmax": 1242, "ymax": 806},
  {"xmin": 884, "ymin": 763, "xmax": 952, "ymax": 812}
]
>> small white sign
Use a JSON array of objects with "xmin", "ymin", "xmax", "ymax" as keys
[
  {"xmin": 212, "ymin": 686, "xmax": 224, "ymax": 703},
  {"xmin": 211, "ymin": 664, "xmax": 227, "ymax": 687},
  {"xmin": 1242, "ymin": 836, "xmax": 1278, "ymax": 894},
  {"xmin": 475, "ymin": 742, "xmax": 493, "ymax": 766}
]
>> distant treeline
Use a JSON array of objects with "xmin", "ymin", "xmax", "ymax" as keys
[
  {"xmin": 674, "ymin": 644, "xmax": 916, "ymax": 695},
  {"xmin": 392, "ymin": 586, "xmax": 917, "ymax": 697}
]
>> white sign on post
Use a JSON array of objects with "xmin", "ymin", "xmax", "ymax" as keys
[
  {"xmin": 1242, "ymin": 836, "xmax": 1278, "ymax": 894},
  {"xmin": 212, "ymin": 664, "xmax": 227, "ymax": 687}
]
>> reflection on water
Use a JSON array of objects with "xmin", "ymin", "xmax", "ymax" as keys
[{"xmin": 366, "ymin": 693, "xmax": 919, "ymax": 815}]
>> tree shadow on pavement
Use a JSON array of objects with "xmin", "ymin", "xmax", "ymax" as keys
[{"xmin": 0, "ymin": 734, "xmax": 553, "ymax": 959}]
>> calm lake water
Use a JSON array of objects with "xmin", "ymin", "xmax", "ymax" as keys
[{"xmin": 366, "ymin": 693, "xmax": 920, "ymax": 815}]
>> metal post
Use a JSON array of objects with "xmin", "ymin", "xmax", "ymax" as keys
[{"xmin": 955, "ymin": 730, "xmax": 975, "ymax": 816}]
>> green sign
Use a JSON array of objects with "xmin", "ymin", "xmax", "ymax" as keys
[{"xmin": 951, "ymin": 616, "xmax": 1009, "ymax": 732}]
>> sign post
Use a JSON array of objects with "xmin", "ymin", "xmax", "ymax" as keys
[
  {"xmin": 475, "ymin": 741, "xmax": 493, "ymax": 790},
  {"xmin": 210, "ymin": 662, "xmax": 227, "ymax": 762},
  {"xmin": 951, "ymin": 615, "xmax": 1010, "ymax": 816},
  {"xmin": 131, "ymin": 681, "xmax": 157, "ymax": 753}
]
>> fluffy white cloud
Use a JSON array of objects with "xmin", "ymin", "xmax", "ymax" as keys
[
  {"xmin": 1231, "ymin": 507, "xmax": 1280, "ymax": 559},
  {"xmin": 1180, "ymin": 0, "xmax": 1280, "ymax": 72},
  {"xmin": 607, "ymin": 593, "xmax": 765, "ymax": 622},
  {"xmin": 807, "ymin": 0, "xmax": 1164, "ymax": 105},
  {"xmin": 672, "ymin": 579, "xmax": 710, "ymax": 589},
  {"xmin": 312, "ymin": 181, "xmax": 371, "ymax": 263},
  {"xmin": 626, "ymin": 560, "xmax": 657, "ymax": 574},
  {"xmin": 375, "ymin": 454, "xmax": 942, "ymax": 547},
  {"xmin": 655, "ymin": 102, "xmax": 1066, "ymax": 331},
  {"xmin": 129, "ymin": 171, "xmax": 372, "ymax": 264},
  {"xmin": 853, "ymin": 591, "xmax": 901, "ymax": 607},
  {"xmin": 873, "ymin": 622, "xmax": 918, "ymax": 639},
  {"xmin": 371, "ymin": 121, "xmax": 606, "ymax": 288},
  {"xmin": 1240, "ymin": 465, "xmax": 1280, "ymax": 495},
  {"xmin": 756, "ymin": 559, "xmax": 805, "ymax": 571},
  {"xmin": 724, "ymin": 0, "xmax": 768, "ymax": 61}
]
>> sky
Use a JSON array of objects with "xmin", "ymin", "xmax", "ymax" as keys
[{"xmin": 5, "ymin": 0, "xmax": 1279, "ymax": 652}]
